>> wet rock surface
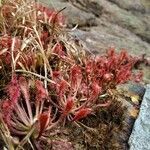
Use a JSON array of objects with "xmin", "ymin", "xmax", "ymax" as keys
[
  {"xmin": 129, "ymin": 85, "xmax": 150, "ymax": 150},
  {"xmin": 40, "ymin": 0, "xmax": 150, "ymax": 56}
]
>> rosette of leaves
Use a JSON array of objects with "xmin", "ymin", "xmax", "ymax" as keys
[{"xmin": 0, "ymin": 76, "xmax": 58, "ymax": 149}]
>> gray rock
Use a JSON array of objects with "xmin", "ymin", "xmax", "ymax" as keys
[
  {"xmin": 128, "ymin": 84, "xmax": 146, "ymax": 98},
  {"xmin": 70, "ymin": 25, "xmax": 150, "ymax": 56},
  {"xmin": 128, "ymin": 85, "xmax": 150, "ymax": 150},
  {"xmin": 96, "ymin": 0, "xmax": 150, "ymax": 43},
  {"xmin": 107, "ymin": 0, "xmax": 147, "ymax": 13}
]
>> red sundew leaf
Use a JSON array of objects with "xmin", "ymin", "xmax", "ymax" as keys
[
  {"xmin": 40, "ymin": 31, "xmax": 49, "ymax": 42},
  {"xmin": 79, "ymin": 83, "xmax": 89, "ymax": 96},
  {"xmin": 4, "ymin": 53, "xmax": 11, "ymax": 65},
  {"xmin": 92, "ymin": 82, "xmax": 101, "ymax": 95},
  {"xmin": 118, "ymin": 50, "xmax": 128, "ymax": 63},
  {"xmin": 70, "ymin": 65, "xmax": 82, "ymax": 78},
  {"xmin": 55, "ymin": 12, "xmax": 65, "ymax": 27},
  {"xmin": 57, "ymin": 79, "xmax": 69, "ymax": 97},
  {"xmin": 19, "ymin": 76, "xmax": 33, "ymax": 121},
  {"xmin": 99, "ymin": 69, "xmax": 107, "ymax": 79},
  {"xmin": 70, "ymin": 65, "xmax": 82, "ymax": 88},
  {"xmin": 52, "ymin": 71, "xmax": 61, "ymax": 79},
  {"xmin": 0, "ymin": 36, "xmax": 21, "ymax": 65},
  {"xmin": 45, "ymin": 8, "xmax": 54, "ymax": 18},
  {"xmin": 35, "ymin": 3, "xmax": 45, "ymax": 12},
  {"xmin": 0, "ymin": 36, "xmax": 12, "ymax": 48},
  {"xmin": 116, "ymin": 70, "xmax": 131, "ymax": 84},
  {"xmin": 53, "ymin": 43, "xmax": 65, "ymax": 57},
  {"xmin": 63, "ymin": 97, "xmax": 74, "ymax": 116},
  {"xmin": 1, "ymin": 99, "xmax": 13, "ymax": 126},
  {"xmin": 85, "ymin": 60, "xmax": 94, "ymax": 74},
  {"xmin": 72, "ymin": 108, "xmax": 92, "ymax": 121},
  {"xmin": 0, "ymin": 36, "xmax": 12, "ymax": 65},
  {"xmin": 89, "ymin": 82, "xmax": 102, "ymax": 101},
  {"xmin": 6, "ymin": 75, "xmax": 20, "ymax": 104},
  {"xmin": 103, "ymin": 73, "xmax": 114, "ymax": 82},
  {"xmin": 22, "ymin": 52, "xmax": 36, "ymax": 69},
  {"xmin": 35, "ymin": 80, "xmax": 48, "ymax": 101},
  {"xmin": 38, "ymin": 111, "xmax": 50, "ymax": 138},
  {"xmin": 107, "ymin": 56, "xmax": 118, "ymax": 71},
  {"xmin": 1, "ymin": 99, "xmax": 12, "ymax": 110},
  {"xmin": 19, "ymin": 77, "xmax": 30, "ymax": 101},
  {"xmin": 115, "ymin": 66, "xmax": 132, "ymax": 84},
  {"xmin": 14, "ymin": 37, "xmax": 21, "ymax": 49},
  {"xmin": 1, "ymin": 4, "xmax": 15, "ymax": 18},
  {"xmin": 107, "ymin": 47, "xmax": 115, "ymax": 57}
]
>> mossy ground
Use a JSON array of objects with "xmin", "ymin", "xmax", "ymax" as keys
[{"xmin": 33, "ymin": 98, "xmax": 132, "ymax": 150}]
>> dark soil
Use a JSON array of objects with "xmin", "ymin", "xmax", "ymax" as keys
[
  {"xmin": 39, "ymin": 99, "xmax": 135, "ymax": 150},
  {"xmin": 65, "ymin": 100, "xmax": 128, "ymax": 150}
]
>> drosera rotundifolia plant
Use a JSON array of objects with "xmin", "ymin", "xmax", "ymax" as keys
[{"xmin": 0, "ymin": 0, "xmax": 142, "ymax": 149}]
